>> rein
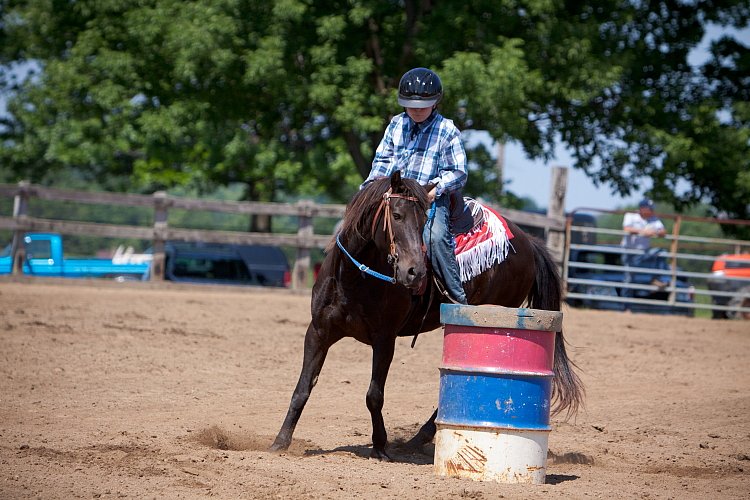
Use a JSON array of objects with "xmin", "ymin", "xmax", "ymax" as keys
[
  {"xmin": 337, "ymin": 187, "xmax": 420, "ymax": 284},
  {"xmin": 336, "ymin": 235, "xmax": 396, "ymax": 284}
]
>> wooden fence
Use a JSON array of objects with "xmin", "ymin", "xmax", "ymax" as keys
[{"xmin": 0, "ymin": 169, "xmax": 568, "ymax": 289}]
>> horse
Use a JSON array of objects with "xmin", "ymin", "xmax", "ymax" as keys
[{"xmin": 270, "ymin": 171, "xmax": 583, "ymax": 460}]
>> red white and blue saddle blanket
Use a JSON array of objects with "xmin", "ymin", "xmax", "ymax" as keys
[{"xmin": 453, "ymin": 199, "xmax": 515, "ymax": 283}]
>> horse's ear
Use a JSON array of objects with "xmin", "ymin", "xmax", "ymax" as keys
[{"xmin": 390, "ymin": 170, "xmax": 402, "ymax": 190}]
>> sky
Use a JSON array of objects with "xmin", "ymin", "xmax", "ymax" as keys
[{"xmin": 496, "ymin": 24, "xmax": 750, "ymax": 212}]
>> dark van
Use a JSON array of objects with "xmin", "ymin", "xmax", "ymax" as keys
[{"xmin": 162, "ymin": 242, "xmax": 291, "ymax": 287}]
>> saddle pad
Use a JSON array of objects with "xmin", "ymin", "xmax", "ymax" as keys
[{"xmin": 454, "ymin": 202, "xmax": 514, "ymax": 283}]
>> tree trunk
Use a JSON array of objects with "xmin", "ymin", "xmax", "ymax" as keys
[{"xmin": 245, "ymin": 181, "xmax": 273, "ymax": 233}]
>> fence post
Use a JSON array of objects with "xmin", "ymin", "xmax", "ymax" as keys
[
  {"xmin": 546, "ymin": 166, "xmax": 568, "ymax": 269},
  {"xmin": 150, "ymin": 191, "xmax": 169, "ymax": 281},
  {"xmin": 293, "ymin": 200, "xmax": 313, "ymax": 289},
  {"xmin": 10, "ymin": 181, "xmax": 31, "ymax": 275},
  {"xmin": 667, "ymin": 215, "xmax": 682, "ymax": 305}
]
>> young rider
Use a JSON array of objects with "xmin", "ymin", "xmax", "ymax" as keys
[{"xmin": 361, "ymin": 67, "xmax": 468, "ymax": 304}]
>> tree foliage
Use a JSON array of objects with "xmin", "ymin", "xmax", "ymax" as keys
[{"xmin": 1, "ymin": 0, "xmax": 748, "ymax": 222}]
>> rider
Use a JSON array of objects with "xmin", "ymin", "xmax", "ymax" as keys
[{"xmin": 361, "ymin": 67, "xmax": 468, "ymax": 304}]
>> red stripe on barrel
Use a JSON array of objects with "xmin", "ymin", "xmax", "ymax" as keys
[{"xmin": 442, "ymin": 324, "xmax": 555, "ymax": 375}]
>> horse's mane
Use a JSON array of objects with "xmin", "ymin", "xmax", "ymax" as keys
[{"xmin": 327, "ymin": 176, "xmax": 429, "ymax": 253}]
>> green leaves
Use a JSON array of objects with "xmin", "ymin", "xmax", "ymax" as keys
[{"xmin": 0, "ymin": 0, "xmax": 748, "ymax": 220}]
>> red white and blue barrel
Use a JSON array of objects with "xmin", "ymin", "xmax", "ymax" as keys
[{"xmin": 434, "ymin": 303, "xmax": 561, "ymax": 484}]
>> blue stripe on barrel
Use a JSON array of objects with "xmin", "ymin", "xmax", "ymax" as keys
[{"xmin": 436, "ymin": 368, "xmax": 553, "ymax": 431}]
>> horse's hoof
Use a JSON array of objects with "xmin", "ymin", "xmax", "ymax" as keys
[
  {"xmin": 404, "ymin": 431, "xmax": 433, "ymax": 449},
  {"xmin": 269, "ymin": 439, "xmax": 290, "ymax": 452},
  {"xmin": 369, "ymin": 448, "xmax": 391, "ymax": 462}
]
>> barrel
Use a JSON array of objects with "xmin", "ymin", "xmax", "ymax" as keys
[{"xmin": 434, "ymin": 303, "xmax": 562, "ymax": 484}]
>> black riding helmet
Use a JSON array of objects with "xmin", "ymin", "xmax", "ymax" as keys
[{"xmin": 397, "ymin": 67, "xmax": 442, "ymax": 108}]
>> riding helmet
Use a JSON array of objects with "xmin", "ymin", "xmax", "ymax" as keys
[{"xmin": 397, "ymin": 68, "xmax": 442, "ymax": 108}]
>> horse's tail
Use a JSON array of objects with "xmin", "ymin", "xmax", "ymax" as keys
[{"xmin": 527, "ymin": 237, "xmax": 585, "ymax": 418}]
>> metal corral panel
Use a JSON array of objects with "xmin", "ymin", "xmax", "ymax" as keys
[
  {"xmin": 436, "ymin": 369, "xmax": 552, "ymax": 430},
  {"xmin": 442, "ymin": 324, "xmax": 555, "ymax": 375},
  {"xmin": 434, "ymin": 424, "xmax": 549, "ymax": 484}
]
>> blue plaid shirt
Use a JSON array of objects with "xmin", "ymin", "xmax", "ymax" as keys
[{"xmin": 361, "ymin": 111, "xmax": 467, "ymax": 197}]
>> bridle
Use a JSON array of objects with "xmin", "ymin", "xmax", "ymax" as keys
[
  {"xmin": 336, "ymin": 186, "xmax": 434, "ymax": 348},
  {"xmin": 336, "ymin": 187, "xmax": 422, "ymax": 284},
  {"xmin": 372, "ymin": 188, "xmax": 421, "ymax": 266}
]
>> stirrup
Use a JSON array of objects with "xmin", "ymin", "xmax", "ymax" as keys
[{"xmin": 432, "ymin": 275, "xmax": 465, "ymax": 305}]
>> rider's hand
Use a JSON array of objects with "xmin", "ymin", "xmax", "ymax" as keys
[{"xmin": 428, "ymin": 186, "xmax": 437, "ymax": 203}]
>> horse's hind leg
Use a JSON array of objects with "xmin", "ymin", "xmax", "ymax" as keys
[
  {"xmin": 367, "ymin": 338, "xmax": 396, "ymax": 461},
  {"xmin": 270, "ymin": 323, "xmax": 330, "ymax": 451},
  {"xmin": 405, "ymin": 409, "xmax": 437, "ymax": 448}
]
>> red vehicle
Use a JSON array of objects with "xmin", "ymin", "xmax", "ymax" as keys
[{"xmin": 708, "ymin": 254, "xmax": 750, "ymax": 319}]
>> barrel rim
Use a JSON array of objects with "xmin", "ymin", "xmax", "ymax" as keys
[
  {"xmin": 440, "ymin": 303, "xmax": 563, "ymax": 331},
  {"xmin": 439, "ymin": 365, "xmax": 554, "ymax": 377},
  {"xmin": 435, "ymin": 419, "xmax": 553, "ymax": 432}
]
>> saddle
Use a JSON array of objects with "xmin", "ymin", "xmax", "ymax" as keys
[{"xmin": 450, "ymin": 193, "xmax": 483, "ymax": 235}]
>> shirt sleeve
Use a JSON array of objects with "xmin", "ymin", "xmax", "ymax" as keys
[
  {"xmin": 361, "ymin": 117, "xmax": 399, "ymax": 190},
  {"xmin": 648, "ymin": 218, "xmax": 666, "ymax": 233},
  {"xmin": 431, "ymin": 126, "xmax": 467, "ymax": 197},
  {"xmin": 622, "ymin": 212, "xmax": 638, "ymax": 229}
]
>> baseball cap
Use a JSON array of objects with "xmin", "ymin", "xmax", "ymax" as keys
[{"xmin": 638, "ymin": 198, "xmax": 655, "ymax": 209}]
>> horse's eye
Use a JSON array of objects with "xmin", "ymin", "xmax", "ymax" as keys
[{"xmin": 393, "ymin": 212, "xmax": 402, "ymax": 221}]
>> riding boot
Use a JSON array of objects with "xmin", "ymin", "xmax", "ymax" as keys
[{"xmin": 424, "ymin": 194, "xmax": 468, "ymax": 305}]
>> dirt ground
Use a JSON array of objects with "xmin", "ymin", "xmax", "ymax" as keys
[{"xmin": 1, "ymin": 279, "xmax": 748, "ymax": 499}]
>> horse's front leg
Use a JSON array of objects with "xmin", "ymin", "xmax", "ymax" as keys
[
  {"xmin": 367, "ymin": 337, "xmax": 396, "ymax": 461},
  {"xmin": 271, "ymin": 323, "xmax": 330, "ymax": 451}
]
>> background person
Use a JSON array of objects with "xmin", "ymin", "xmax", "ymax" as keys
[
  {"xmin": 361, "ymin": 67, "xmax": 468, "ymax": 304},
  {"xmin": 621, "ymin": 198, "xmax": 666, "ymax": 251},
  {"xmin": 621, "ymin": 198, "xmax": 668, "ymax": 299}
]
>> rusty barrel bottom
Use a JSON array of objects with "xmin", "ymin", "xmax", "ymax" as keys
[{"xmin": 434, "ymin": 423, "xmax": 549, "ymax": 484}]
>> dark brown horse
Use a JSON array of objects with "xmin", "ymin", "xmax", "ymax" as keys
[{"xmin": 271, "ymin": 171, "xmax": 583, "ymax": 460}]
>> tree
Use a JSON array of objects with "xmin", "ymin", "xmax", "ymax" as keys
[{"xmin": 1, "ymin": 0, "xmax": 748, "ymax": 224}]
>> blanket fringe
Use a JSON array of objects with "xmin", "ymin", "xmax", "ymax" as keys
[{"xmin": 455, "ymin": 207, "xmax": 510, "ymax": 283}]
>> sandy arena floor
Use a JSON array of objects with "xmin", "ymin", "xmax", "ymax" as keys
[{"xmin": 1, "ymin": 280, "xmax": 748, "ymax": 499}]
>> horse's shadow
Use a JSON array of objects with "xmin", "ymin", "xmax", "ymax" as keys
[
  {"xmin": 545, "ymin": 474, "xmax": 579, "ymax": 484},
  {"xmin": 303, "ymin": 441, "xmax": 436, "ymax": 465},
  {"xmin": 303, "ymin": 443, "xmax": 584, "ymax": 484}
]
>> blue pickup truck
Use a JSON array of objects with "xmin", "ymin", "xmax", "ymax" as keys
[{"xmin": 0, "ymin": 233, "xmax": 152, "ymax": 280}]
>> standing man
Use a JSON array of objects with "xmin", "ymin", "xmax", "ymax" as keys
[
  {"xmin": 361, "ymin": 67, "xmax": 468, "ymax": 304},
  {"xmin": 621, "ymin": 198, "xmax": 666, "ymax": 251},
  {"xmin": 621, "ymin": 198, "xmax": 667, "ymax": 298}
]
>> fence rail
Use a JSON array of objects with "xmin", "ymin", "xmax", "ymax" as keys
[{"xmin": 1, "ymin": 180, "xmax": 566, "ymax": 289}]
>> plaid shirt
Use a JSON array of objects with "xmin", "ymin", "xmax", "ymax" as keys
[{"xmin": 362, "ymin": 111, "xmax": 467, "ymax": 197}]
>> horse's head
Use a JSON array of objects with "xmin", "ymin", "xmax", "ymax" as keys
[{"xmin": 338, "ymin": 171, "xmax": 429, "ymax": 291}]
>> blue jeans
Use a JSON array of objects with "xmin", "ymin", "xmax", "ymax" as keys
[{"xmin": 423, "ymin": 194, "xmax": 467, "ymax": 304}]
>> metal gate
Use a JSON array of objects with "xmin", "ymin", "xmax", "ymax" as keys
[{"xmin": 562, "ymin": 209, "xmax": 750, "ymax": 319}]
